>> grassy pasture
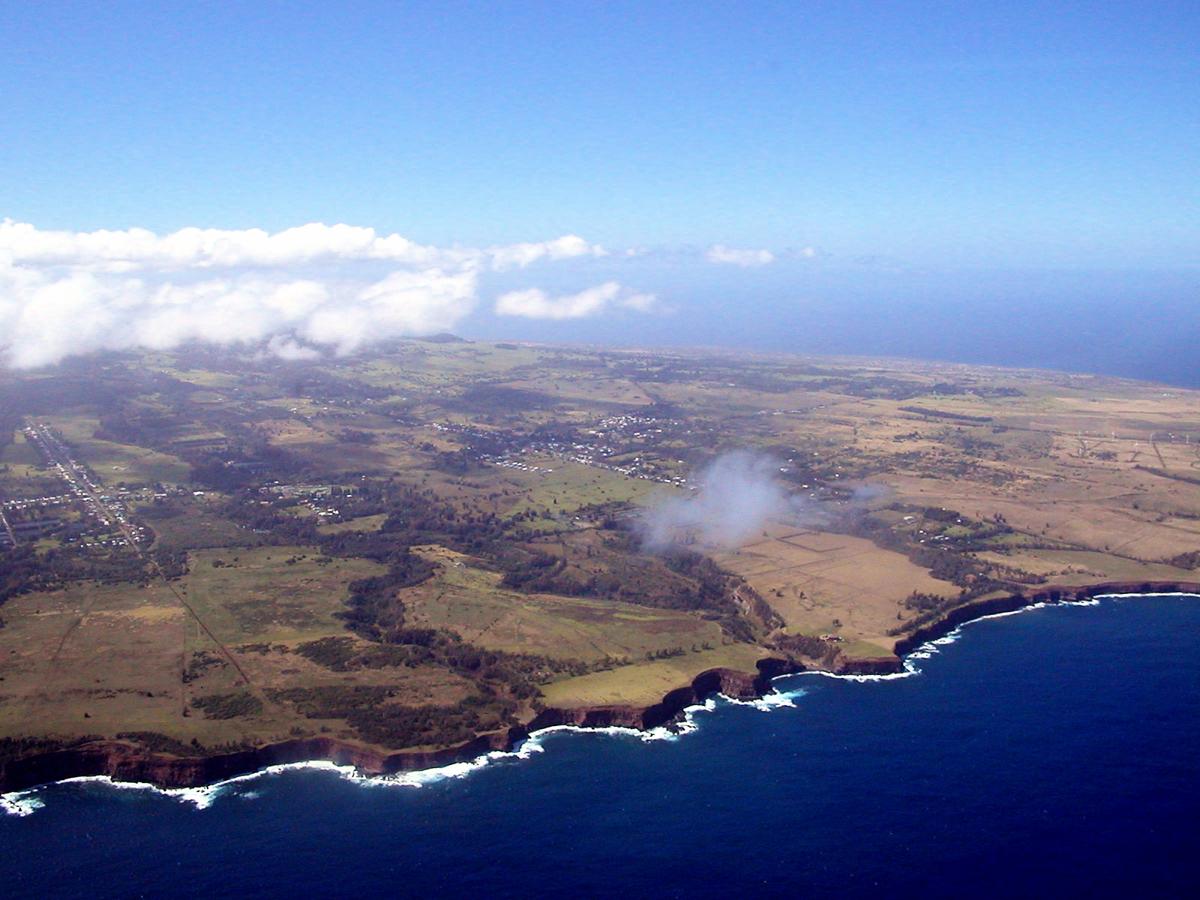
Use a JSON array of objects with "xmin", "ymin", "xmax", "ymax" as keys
[
  {"xmin": 890, "ymin": 469, "xmax": 1200, "ymax": 562},
  {"xmin": 139, "ymin": 504, "xmax": 258, "ymax": 551},
  {"xmin": 154, "ymin": 366, "xmax": 242, "ymax": 389},
  {"xmin": 500, "ymin": 375, "xmax": 655, "ymax": 407},
  {"xmin": 716, "ymin": 523, "xmax": 958, "ymax": 643},
  {"xmin": 44, "ymin": 414, "xmax": 191, "ymax": 485},
  {"xmin": 538, "ymin": 644, "xmax": 767, "ymax": 707},
  {"xmin": 0, "ymin": 430, "xmax": 43, "ymax": 468},
  {"xmin": 179, "ymin": 546, "xmax": 384, "ymax": 646},
  {"xmin": 0, "ymin": 549, "xmax": 476, "ymax": 748},
  {"xmin": 5, "ymin": 343, "xmax": 1200, "ymax": 759},
  {"xmin": 0, "ymin": 432, "xmax": 63, "ymax": 497},
  {"xmin": 0, "ymin": 581, "xmax": 197, "ymax": 740},
  {"xmin": 255, "ymin": 418, "xmax": 330, "ymax": 445},
  {"xmin": 317, "ymin": 513, "xmax": 389, "ymax": 535},
  {"xmin": 401, "ymin": 545, "xmax": 725, "ymax": 663},
  {"xmin": 974, "ymin": 549, "xmax": 1196, "ymax": 582},
  {"xmin": 280, "ymin": 427, "xmax": 422, "ymax": 474},
  {"xmin": 500, "ymin": 457, "xmax": 662, "ymax": 518}
]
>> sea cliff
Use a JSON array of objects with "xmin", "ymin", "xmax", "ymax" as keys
[
  {"xmin": 4, "ymin": 581, "xmax": 1198, "ymax": 796},
  {"xmin": 891, "ymin": 580, "xmax": 1200, "ymax": 656}
]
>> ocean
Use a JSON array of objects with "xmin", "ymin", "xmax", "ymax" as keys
[
  {"xmin": 3, "ymin": 594, "xmax": 1199, "ymax": 898},
  {"xmin": 482, "ymin": 268, "xmax": 1200, "ymax": 389}
]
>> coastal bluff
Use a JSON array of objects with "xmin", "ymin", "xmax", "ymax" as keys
[{"xmin": 4, "ymin": 581, "xmax": 1198, "ymax": 795}]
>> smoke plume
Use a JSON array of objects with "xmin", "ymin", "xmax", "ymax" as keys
[{"xmin": 639, "ymin": 450, "xmax": 817, "ymax": 552}]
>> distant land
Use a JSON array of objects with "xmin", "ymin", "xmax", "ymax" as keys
[
  {"xmin": 2, "ymin": 341, "xmax": 1198, "ymax": 791},
  {"xmin": 475, "ymin": 269, "xmax": 1200, "ymax": 390}
]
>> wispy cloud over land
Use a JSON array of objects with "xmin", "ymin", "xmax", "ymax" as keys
[
  {"xmin": 638, "ymin": 451, "xmax": 820, "ymax": 551},
  {"xmin": 0, "ymin": 221, "xmax": 618, "ymax": 368}
]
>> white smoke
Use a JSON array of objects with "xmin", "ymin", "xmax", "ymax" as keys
[
  {"xmin": 0, "ymin": 221, "xmax": 609, "ymax": 368},
  {"xmin": 639, "ymin": 450, "xmax": 814, "ymax": 551}
]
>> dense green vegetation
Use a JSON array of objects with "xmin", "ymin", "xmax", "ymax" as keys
[
  {"xmin": 296, "ymin": 635, "xmax": 586, "ymax": 697},
  {"xmin": 269, "ymin": 685, "xmax": 515, "ymax": 747},
  {"xmin": 191, "ymin": 691, "xmax": 264, "ymax": 719}
]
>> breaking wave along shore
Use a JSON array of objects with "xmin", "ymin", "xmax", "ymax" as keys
[{"xmin": 4, "ymin": 587, "xmax": 1198, "ymax": 816}]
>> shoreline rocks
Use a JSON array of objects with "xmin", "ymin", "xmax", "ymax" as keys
[{"xmin": 5, "ymin": 581, "xmax": 1197, "ymax": 796}]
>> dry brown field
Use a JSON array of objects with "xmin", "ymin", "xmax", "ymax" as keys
[{"xmin": 2, "ymin": 343, "xmax": 1198, "ymax": 764}]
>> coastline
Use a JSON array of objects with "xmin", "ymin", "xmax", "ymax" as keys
[
  {"xmin": 0, "ymin": 662, "xmax": 800, "ymax": 797},
  {"xmin": 890, "ymin": 579, "xmax": 1200, "ymax": 656},
  {"xmin": 4, "ymin": 579, "xmax": 1199, "ymax": 800}
]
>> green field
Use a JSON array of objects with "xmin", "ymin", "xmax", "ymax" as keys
[
  {"xmin": 0, "ymin": 431, "xmax": 43, "ymax": 468},
  {"xmin": 2, "ymin": 341, "xmax": 1198, "ymax": 766},
  {"xmin": 316, "ymin": 513, "xmax": 389, "ymax": 535},
  {"xmin": 44, "ymin": 414, "xmax": 191, "ymax": 485},
  {"xmin": 181, "ymin": 546, "xmax": 384, "ymax": 646},
  {"xmin": 501, "ymin": 458, "xmax": 666, "ymax": 519},
  {"xmin": 402, "ymin": 546, "xmax": 725, "ymax": 663},
  {"xmin": 539, "ymin": 645, "xmax": 767, "ymax": 706}
]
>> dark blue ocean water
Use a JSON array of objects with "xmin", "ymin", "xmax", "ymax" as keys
[
  {"xmin": 481, "ymin": 268, "xmax": 1200, "ymax": 389},
  {"xmin": 4, "ymin": 595, "xmax": 1199, "ymax": 898}
]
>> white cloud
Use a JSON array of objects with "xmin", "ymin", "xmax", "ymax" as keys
[
  {"xmin": 0, "ymin": 221, "xmax": 608, "ymax": 368},
  {"xmin": 619, "ymin": 291, "xmax": 659, "ymax": 313},
  {"xmin": 0, "ymin": 220, "xmax": 605, "ymax": 272},
  {"xmin": 494, "ymin": 282, "xmax": 659, "ymax": 320},
  {"xmin": 706, "ymin": 244, "xmax": 776, "ymax": 267},
  {"xmin": 265, "ymin": 335, "xmax": 322, "ymax": 361},
  {"xmin": 488, "ymin": 234, "xmax": 607, "ymax": 271}
]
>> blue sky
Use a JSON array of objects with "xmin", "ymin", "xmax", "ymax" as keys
[{"xmin": 1, "ymin": 2, "xmax": 1197, "ymax": 380}]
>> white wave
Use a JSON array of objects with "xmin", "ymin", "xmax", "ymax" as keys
[
  {"xmin": 972, "ymin": 602, "xmax": 1048, "ymax": 624},
  {"xmin": 722, "ymin": 689, "xmax": 805, "ymax": 710},
  {"xmin": 0, "ymin": 721, "xmax": 706, "ymax": 814},
  {"xmin": 1094, "ymin": 592, "xmax": 1199, "ymax": 600},
  {"xmin": 363, "ymin": 703, "xmax": 728, "ymax": 790},
  {"xmin": 878, "ymin": 592, "xmax": 1200, "ymax": 681},
  {"xmin": 0, "ymin": 791, "xmax": 44, "ymax": 817},
  {"xmin": 796, "ymin": 666, "xmax": 920, "ymax": 684},
  {"xmin": 22, "ymin": 760, "xmax": 364, "ymax": 812},
  {"xmin": 8, "ymin": 591, "xmax": 1195, "ymax": 816},
  {"xmin": 372, "ymin": 757, "xmax": 498, "ymax": 788}
]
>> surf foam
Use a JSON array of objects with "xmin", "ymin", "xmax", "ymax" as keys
[{"xmin": 5, "ymin": 592, "xmax": 1195, "ymax": 817}]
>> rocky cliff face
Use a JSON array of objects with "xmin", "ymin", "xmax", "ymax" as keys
[
  {"xmin": 892, "ymin": 580, "xmax": 1200, "ymax": 656},
  {"xmin": 1, "ymin": 662, "xmax": 804, "ymax": 794},
  {"xmin": 527, "ymin": 661, "xmax": 804, "ymax": 733},
  {"xmin": 832, "ymin": 654, "xmax": 905, "ymax": 676},
  {"xmin": 6, "ymin": 581, "xmax": 1195, "ymax": 795},
  {"xmin": 0, "ymin": 731, "xmax": 522, "ymax": 795}
]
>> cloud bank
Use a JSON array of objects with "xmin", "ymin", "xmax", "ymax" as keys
[
  {"xmin": 0, "ymin": 221, "xmax": 605, "ymax": 272},
  {"xmin": 494, "ymin": 282, "xmax": 658, "ymax": 320},
  {"xmin": 639, "ymin": 450, "xmax": 816, "ymax": 551},
  {"xmin": 0, "ymin": 221, "xmax": 612, "ymax": 368},
  {"xmin": 706, "ymin": 244, "xmax": 776, "ymax": 267}
]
